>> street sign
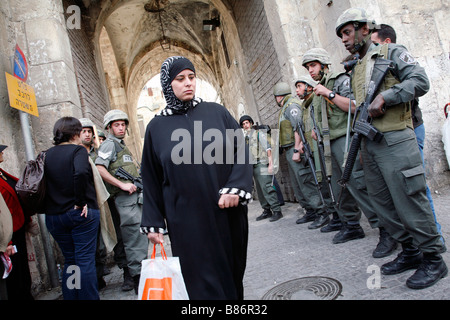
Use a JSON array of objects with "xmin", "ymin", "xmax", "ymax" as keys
[
  {"xmin": 5, "ymin": 72, "xmax": 39, "ymax": 117},
  {"xmin": 13, "ymin": 44, "xmax": 28, "ymax": 82}
]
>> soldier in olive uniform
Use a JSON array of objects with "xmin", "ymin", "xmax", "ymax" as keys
[
  {"xmin": 95, "ymin": 110, "xmax": 149, "ymax": 293},
  {"xmin": 274, "ymin": 82, "xmax": 329, "ymax": 229},
  {"xmin": 336, "ymin": 8, "xmax": 447, "ymax": 289},
  {"xmin": 295, "ymin": 75, "xmax": 342, "ymax": 233},
  {"xmin": 240, "ymin": 115, "xmax": 283, "ymax": 222},
  {"xmin": 302, "ymin": 49, "xmax": 397, "ymax": 257},
  {"xmin": 79, "ymin": 118, "xmax": 108, "ymax": 289}
]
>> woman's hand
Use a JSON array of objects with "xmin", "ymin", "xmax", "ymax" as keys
[
  {"xmin": 218, "ymin": 194, "xmax": 239, "ymax": 209},
  {"xmin": 147, "ymin": 232, "xmax": 164, "ymax": 245},
  {"xmin": 75, "ymin": 204, "xmax": 88, "ymax": 217}
]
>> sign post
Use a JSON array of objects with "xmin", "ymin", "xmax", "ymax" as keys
[{"xmin": 6, "ymin": 45, "xmax": 59, "ymax": 288}]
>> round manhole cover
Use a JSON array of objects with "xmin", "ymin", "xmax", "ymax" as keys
[{"xmin": 261, "ymin": 276, "xmax": 342, "ymax": 300}]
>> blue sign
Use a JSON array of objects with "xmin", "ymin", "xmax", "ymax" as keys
[{"xmin": 13, "ymin": 44, "xmax": 28, "ymax": 82}]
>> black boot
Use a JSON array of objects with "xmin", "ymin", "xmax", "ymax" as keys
[
  {"xmin": 256, "ymin": 209, "xmax": 272, "ymax": 221},
  {"xmin": 308, "ymin": 213, "xmax": 330, "ymax": 229},
  {"xmin": 332, "ymin": 223, "xmax": 365, "ymax": 244},
  {"xmin": 381, "ymin": 244, "xmax": 423, "ymax": 275},
  {"xmin": 121, "ymin": 267, "xmax": 134, "ymax": 291},
  {"xmin": 320, "ymin": 212, "xmax": 342, "ymax": 233},
  {"xmin": 406, "ymin": 252, "xmax": 448, "ymax": 289},
  {"xmin": 372, "ymin": 227, "xmax": 398, "ymax": 258},
  {"xmin": 269, "ymin": 211, "xmax": 283, "ymax": 222},
  {"xmin": 133, "ymin": 274, "xmax": 140, "ymax": 294},
  {"xmin": 296, "ymin": 210, "xmax": 317, "ymax": 224}
]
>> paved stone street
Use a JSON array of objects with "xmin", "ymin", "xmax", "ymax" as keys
[{"xmin": 36, "ymin": 185, "xmax": 450, "ymax": 300}]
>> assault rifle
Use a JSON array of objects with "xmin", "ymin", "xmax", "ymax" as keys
[
  {"xmin": 297, "ymin": 120, "xmax": 326, "ymax": 207},
  {"xmin": 115, "ymin": 167, "xmax": 143, "ymax": 190},
  {"xmin": 338, "ymin": 58, "xmax": 393, "ymax": 190},
  {"xmin": 310, "ymin": 105, "xmax": 336, "ymax": 205}
]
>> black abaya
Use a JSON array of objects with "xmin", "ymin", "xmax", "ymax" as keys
[{"xmin": 141, "ymin": 102, "xmax": 253, "ymax": 300}]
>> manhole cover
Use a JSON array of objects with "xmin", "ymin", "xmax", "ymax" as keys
[{"xmin": 261, "ymin": 276, "xmax": 342, "ymax": 300}]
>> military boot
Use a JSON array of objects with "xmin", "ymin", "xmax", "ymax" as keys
[
  {"xmin": 406, "ymin": 252, "xmax": 448, "ymax": 289},
  {"xmin": 121, "ymin": 267, "xmax": 134, "ymax": 291},
  {"xmin": 256, "ymin": 209, "xmax": 272, "ymax": 221},
  {"xmin": 381, "ymin": 243, "xmax": 423, "ymax": 275},
  {"xmin": 320, "ymin": 212, "xmax": 342, "ymax": 233},
  {"xmin": 308, "ymin": 213, "xmax": 330, "ymax": 229},
  {"xmin": 269, "ymin": 211, "xmax": 283, "ymax": 222},
  {"xmin": 296, "ymin": 209, "xmax": 317, "ymax": 224},
  {"xmin": 372, "ymin": 227, "xmax": 398, "ymax": 258},
  {"xmin": 332, "ymin": 222, "xmax": 365, "ymax": 244}
]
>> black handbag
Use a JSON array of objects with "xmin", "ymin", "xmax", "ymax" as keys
[{"xmin": 15, "ymin": 151, "xmax": 47, "ymax": 214}]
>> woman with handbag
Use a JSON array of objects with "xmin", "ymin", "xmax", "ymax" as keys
[
  {"xmin": 44, "ymin": 117, "xmax": 100, "ymax": 300},
  {"xmin": 0, "ymin": 144, "xmax": 34, "ymax": 300}
]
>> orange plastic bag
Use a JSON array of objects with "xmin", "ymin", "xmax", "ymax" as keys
[{"xmin": 138, "ymin": 243, "xmax": 189, "ymax": 300}]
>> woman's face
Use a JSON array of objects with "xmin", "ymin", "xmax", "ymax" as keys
[
  {"xmin": 0, "ymin": 151, "xmax": 3, "ymax": 164},
  {"xmin": 171, "ymin": 69, "xmax": 196, "ymax": 102}
]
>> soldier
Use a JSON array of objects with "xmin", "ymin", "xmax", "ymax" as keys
[
  {"xmin": 95, "ymin": 109, "xmax": 149, "ymax": 293},
  {"xmin": 274, "ymin": 82, "xmax": 329, "ymax": 229},
  {"xmin": 302, "ymin": 48, "xmax": 396, "ymax": 257},
  {"xmin": 79, "ymin": 118, "xmax": 98, "ymax": 160},
  {"xmin": 97, "ymin": 129, "xmax": 107, "ymax": 144},
  {"xmin": 79, "ymin": 118, "xmax": 108, "ymax": 289},
  {"xmin": 371, "ymin": 24, "xmax": 444, "ymax": 247},
  {"xmin": 240, "ymin": 115, "xmax": 283, "ymax": 222},
  {"xmin": 295, "ymin": 75, "xmax": 343, "ymax": 234},
  {"xmin": 336, "ymin": 7, "xmax": 447, "ymax": 289}
]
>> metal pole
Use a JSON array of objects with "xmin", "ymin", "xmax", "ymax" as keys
[{"xmin": 19, "ymin": 111, "xmax": 59, "ymax": 288}]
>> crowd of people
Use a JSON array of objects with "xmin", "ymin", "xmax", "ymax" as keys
[{"xmin": 0, "ymin": 7, "xmax": 447, "ymax": 300}]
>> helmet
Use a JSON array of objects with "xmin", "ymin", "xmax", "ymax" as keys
[
  {"xmin": 302, "ymin": 48, "xmax": 331, "ymax": 67},
  {"xmin": 79, "ymin": 118, "xmax": 95, "ymax": 129},
  {"xmin": 97, "ymin": 129, "xmax": 106, "ymax": 138},
  {"xmin": 239, "ymin": 115, "xmax": 254, "ymax": 127},
  {"xmin": 335, "ymin": 8, "xmax": 377, "ymax": 38},
  {"xmin": 294, "ymin": 75, "xmax": 318, "ymax": 88},
  {"xmin": 103, "ymin": 109, "xmax": 129, "ymax": 129},
  {"xmin": 273, "ymin": 82, "xmax": 291, "ymax": 96}
]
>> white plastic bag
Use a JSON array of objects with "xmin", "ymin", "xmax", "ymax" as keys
[
  {"xmin": 138, "ymin": 243, "xmax": 189, "ymax": 300},
  {"xmin": 442, "ymin": 103, "xmax": 450, "ymax": 169}
]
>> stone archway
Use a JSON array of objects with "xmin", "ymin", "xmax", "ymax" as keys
[{"xmin": 91, "ymin": 0, "xmax": 259, "ymax": 161}]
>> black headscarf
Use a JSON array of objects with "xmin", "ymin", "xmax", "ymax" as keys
[{"xmin": 159, "ymin": 56, "xmax": 202, "ymax": 116}]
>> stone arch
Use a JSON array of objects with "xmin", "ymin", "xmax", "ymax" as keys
[{"xmin": 93, "ymin": 0, "xmax": 259, "ymax": 160}]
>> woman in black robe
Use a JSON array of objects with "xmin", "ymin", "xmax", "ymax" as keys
[{"xmin": 140, "ymin": 56, "xmax": 253, "ymax": 300}]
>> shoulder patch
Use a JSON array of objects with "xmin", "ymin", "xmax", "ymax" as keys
[
  {"xmin": 399, "ymin": 51, "xmax": 417, "ymax": 65},
  {"xmin": 98, "ymin": 150, "xmax": 112, "ymax": 160}
]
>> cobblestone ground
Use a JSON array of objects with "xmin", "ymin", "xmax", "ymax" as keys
[{"xmin": 36, "ymin": 185, "xmax": 450, "ymax": 300}]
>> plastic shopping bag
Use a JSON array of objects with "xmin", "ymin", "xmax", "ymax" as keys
[
  {"xmin": 443, "ymin": 103, "xmax": 450, "ymax": 169},
  {"xmin": 138, "ymin": 243, "xmax": 189, "ymax": 300}
]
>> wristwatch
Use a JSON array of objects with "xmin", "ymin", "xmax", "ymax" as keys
[
  {"xmin": 328, "ymin": 91, "xmax": 336, "ymax": 100},
  {"xmin": 293, "ymin": 149, "xmax": 299, "ymax": 153}
]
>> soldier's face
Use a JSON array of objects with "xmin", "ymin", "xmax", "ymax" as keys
[
  {"xmin": 241, "ymin": 120, "xmax": 252, "ymax": 131},
  {"xmin": 80, "ymin": 128, "xmax": 93, "ymax": 146},
  {"xmin": 305, "ymin": 61, "xmax": 322, "ymax": 81},
  {"xmin": 295, "ymin": 83, "xmax": 306, "ymax": 97},
  {"xmin": 110, "ymin": 120, "xmax": 127, "ymax": 139},
  {"xmin": 340, "ymin": 24, "xmax": 357, "ymax": 52}
]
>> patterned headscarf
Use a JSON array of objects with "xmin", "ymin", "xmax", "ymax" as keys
[{"xmin": 159, "ymin": 56, "xmax": 202, "ymax": 116}]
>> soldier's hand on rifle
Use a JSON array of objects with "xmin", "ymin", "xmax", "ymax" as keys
[
  {"xmin": 121, "ymin": 182, "xmax": 137, "ymax": 195},
  {"xmin": 313, "ymin": 84, "xmax": 330, "ymax": 97},
  {"xmin": 311, "ymin": 129, "xmax": 318, "ymax": 141},
  {"xmin": 292, "ymin": 150, "xmax": 301, "ymax": 163},
  {"xmin": 368, "ymin": 94, "xmax": 386, "ymax": 118}
]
